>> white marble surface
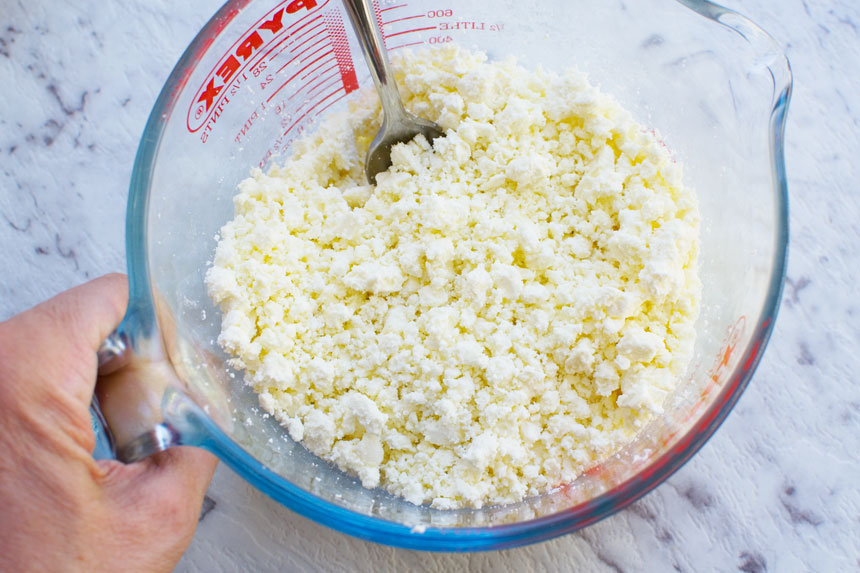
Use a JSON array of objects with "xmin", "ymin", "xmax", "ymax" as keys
[{"xmin": 1, "ymin": 0, "xmax": 858, "ymax": 570}]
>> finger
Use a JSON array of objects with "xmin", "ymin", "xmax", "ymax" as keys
[
  {"xmin": 123, "ymin": 446, "xmax": 218, "ymax": 541},
  {"xmin": 1, "ymin": 274, "xmax": 129, "ymax": 405},
  {"xmin": 98, "ymin": 447, "xmax": 218, "ymax": 525},
  {"xmin": 27, "ymin": 273, "xmax": 129, "ymax": 353},
  {"xmin": 146, "ymin": 446, "xmax": 220, "ymax": 504},
  {"xmin": 94, "ymin": 448, "xmax": 218, "ymax": 571}
]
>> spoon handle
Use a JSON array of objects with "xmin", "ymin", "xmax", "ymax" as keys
[{"xmin": 341, "ymin": 0, "xmax": 407, "ymax": 119}]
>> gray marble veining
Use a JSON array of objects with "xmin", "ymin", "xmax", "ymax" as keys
[{"xmin": 1, "ymin": 0, "xmax": 858, "ymax": 571}]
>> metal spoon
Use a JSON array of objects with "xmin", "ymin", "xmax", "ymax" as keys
[{"xmin": 342, "ymin": 0, "xmax": 444, "ymax": 183}]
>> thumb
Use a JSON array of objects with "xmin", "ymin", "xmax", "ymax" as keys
[
  {"xmin": 95, "ymin": 447, "xmax": 218, "ymax": 572},
  {"xmin": 27, "ymin": 273, "xmax": 128, "ymax": 353},
  {"xmin": 144, "ymin": 446, "xmax": 220, "ymax": 508},
  {"xmin": 100, "ymin": 446, "xmax": 218, "ymax": 535},
  {"xmin": 5, "ymin": 273, "xmax": 129, "ymax": 407}
]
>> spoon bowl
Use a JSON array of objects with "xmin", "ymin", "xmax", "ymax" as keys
[{"xmin": 342, "ymin": 0, "xmax": 444, "ymax": 183}]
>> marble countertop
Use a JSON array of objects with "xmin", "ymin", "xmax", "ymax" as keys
[{"xmin": 1, "ymin": 0, "xmax": 858, "ymax": 570}]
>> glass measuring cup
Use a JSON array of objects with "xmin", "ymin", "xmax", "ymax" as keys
[{"xmin": 94, "ymin": 0, "xmax": 791, "ymax": 550}]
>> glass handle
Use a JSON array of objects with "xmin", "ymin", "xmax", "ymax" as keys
[
  {"xmin": 90, "ymin": 396, "xmax": 116, "ymax": 460},
  {"xmin": 94, "ymin": 317, "xmax": 182, "ymax": 463}
]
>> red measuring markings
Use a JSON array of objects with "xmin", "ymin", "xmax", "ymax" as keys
[
  {"xmin": 325, "ymin": 8, "xmax": 359, "ymax": 92},
  {"xmin": 267, "ymin": 32, "xmax": 328, "ymax": 81},
  {"xmin": 256, "ymin": 7, "xmax": 360, "ymax": 148},
  {"xmin": 287, "ymin": 63, "xmax": 338, "ymax": 101},
  {"xmin": 371, "ymin": 0, "xmax": 388, "ymax": 46},
  {"xmin": 707, "ymin": 316, "xmax": 747, "ymax": 386},
  {"xmin": 189, "ymin": 0, "xmax": 329, "ymax": 141},
  {"xmin": 270, "ymin": 23, "xmax": 326, "ymax": 62},
  {"xmin": 386, "ymin": 25, "xmax": 436, "ymax": 39},
  {"xmin": 373, "ymin": 0, "xmax": 437, "ymax": 49},
  {"xmin": 437, "ymin": 21, "xmax": 504, "ymax": 31},
  {"xmin": 308, "ymin": 74, "xmax": 342, "ymax": 98},
  {"xmin": 385, "ymin": 13, "xmax": 425, "ymax": 25},
  {"xmin": 265, "ymin": 11, "xmax": 329, "ymax": 63},
  {"xmin": 372, "ymin": 2, "xmax": 471, "ymax": 51},
  {"xmin": 264, "ymin": 9, "xmax": 357, "ymax": 105}
]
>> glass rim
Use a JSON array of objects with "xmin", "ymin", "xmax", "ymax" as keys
[{"xmin": 123, "ymin": 0, "xmax": 792, "ymax": 551}]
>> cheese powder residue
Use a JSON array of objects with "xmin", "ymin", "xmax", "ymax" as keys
[{"xmin": 207, "ymin": 46, "xmax": 700, "ymax": 509}]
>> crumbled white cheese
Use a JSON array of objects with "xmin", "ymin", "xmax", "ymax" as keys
[{"xmin": 207, "ymin": 46, "xmax": 701, "ymax": 509}]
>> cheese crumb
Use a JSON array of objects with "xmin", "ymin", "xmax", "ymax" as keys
[{"xmin": 207, "ymin": 46, "xmax": 700, "ymax": 509}]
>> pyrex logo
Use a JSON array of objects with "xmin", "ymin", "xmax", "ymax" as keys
[{"xmin": 186, "ymin": 0, "xmax": 322, "ymax": 136}]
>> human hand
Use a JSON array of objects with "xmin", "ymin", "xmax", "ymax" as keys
[{"xmin": 0, "ymin": 274, "xmax": 218, "ymax": 572}]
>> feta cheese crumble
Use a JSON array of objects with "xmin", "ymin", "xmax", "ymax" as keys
[{"xmin": 207, "ymin": 46, "xmax": 700, "ymax": 509}]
